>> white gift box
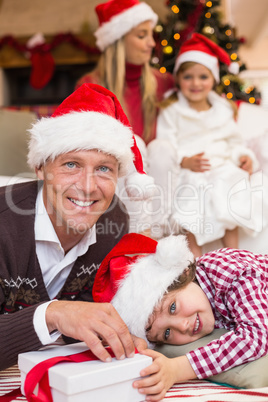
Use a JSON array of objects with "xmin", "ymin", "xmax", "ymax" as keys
[{"xmin": 18, "ymin": 342, "xmax": 152, "ymax": 402}]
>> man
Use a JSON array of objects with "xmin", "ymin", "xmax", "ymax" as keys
[{"xmin": 0, "ymin": 83, "xmax": 152, "ymax": 370}]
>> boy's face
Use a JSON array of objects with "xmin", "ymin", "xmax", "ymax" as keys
[{"xmin": 146, "ymin": 282, "xmax": 215, "ymax": 345}]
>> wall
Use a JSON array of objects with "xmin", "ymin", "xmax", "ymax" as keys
[
  {"xmin": 0, "ymin": 0, "xmax": 268, "ymax": 70},
  {"xmin": 0, "ymin": 0, "xmax": 268, "ymax": 106},
  {"xmin": 0, "ymin": 0, "xmax": 168, "ymax": 37}
]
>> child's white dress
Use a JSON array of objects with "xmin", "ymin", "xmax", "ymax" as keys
[{"xmin": 148, "ymin": 90, "xmax": 268, "ymax": 245}]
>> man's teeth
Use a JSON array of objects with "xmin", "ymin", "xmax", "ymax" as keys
[
  {"xmin": 70, "ymin": 198, "xmax": 94, "ymax": 207},
  {"xmin": 194, "ymin": 315, "xmax": 200, "ymax": 332}
]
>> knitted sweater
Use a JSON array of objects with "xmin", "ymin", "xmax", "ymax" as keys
[{"xmin": 0, "ymin": 181, "xmax": 129, "ymax": 370}]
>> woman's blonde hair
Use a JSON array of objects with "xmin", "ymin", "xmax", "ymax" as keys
[
  {"xmin": 159, "ymin": 61, "xmax": 237, "ymax": 118},
  {"xmin": 96, "ymin": 37, "xmax": 157, "ymax": 143}
]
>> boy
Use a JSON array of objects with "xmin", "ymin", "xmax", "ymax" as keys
[{"xmin": 93, "ymin": 233, "xmax": 268, "ymax": 401}]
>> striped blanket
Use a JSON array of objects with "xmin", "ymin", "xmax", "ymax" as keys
[{"xmin": 1, "ymin": 366, "xmax": 268, "ymax": 401}]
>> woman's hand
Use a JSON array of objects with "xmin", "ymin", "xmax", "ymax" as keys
[{"xmin": 181, "ymin": 153, "xmax": 211, "ymax": 172}]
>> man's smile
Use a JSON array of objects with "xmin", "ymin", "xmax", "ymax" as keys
[{"xmin": 68, "ymin": 198, "xmax": 96, "ymax": 207}]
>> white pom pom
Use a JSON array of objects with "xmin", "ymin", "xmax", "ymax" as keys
[
  {"xmin": 229, "ymin": 62, "xmax": 240, "ymax": 75},
  {"xmin": 155, "ymin": 235, "xmax": 194, "ymax": 272},
  {"xmin": 125, "ymin": 172, "xmax": 157, "ymax": 200}
]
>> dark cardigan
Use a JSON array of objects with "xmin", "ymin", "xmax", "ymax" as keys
[{"xmin": 0, "ymin": 181, "xmax": 129, "ymax": 370}]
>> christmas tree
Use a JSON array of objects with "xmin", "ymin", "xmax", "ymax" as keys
[{"xmin": 152, "ymin": 0, "xmax": 261, "ymax": 104}]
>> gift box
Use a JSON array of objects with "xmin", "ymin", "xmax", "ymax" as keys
[{"xmin": 18, "ymin": 342, "xmax": 152, "ymax": 402}]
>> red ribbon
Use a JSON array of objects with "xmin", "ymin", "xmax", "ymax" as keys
[{"xmin": 1, "ymin": 347, "xmax": 134, "ymax": 402}]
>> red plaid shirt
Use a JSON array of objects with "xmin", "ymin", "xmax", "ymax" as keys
[{"xmin": 187, "ymin": 248, "xmax": 268, "ymax": 379}]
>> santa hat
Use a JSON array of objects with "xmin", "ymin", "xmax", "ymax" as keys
[
  {"xmin": 93, "ymin": 233, "xmax": 194, "ymax": 344},
  {"xmin": 174, "ymin": 33, "xmax": 240, "ymax": 82},
  {"xmin": 27, "ymin": 83, "xmax": 154, "ymax": 200},
  {"xmin": 94, "ymin": 0, "xmax": 158, "ymax": 51}
]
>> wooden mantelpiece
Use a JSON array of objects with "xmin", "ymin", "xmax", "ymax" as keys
[
  {"xmin": 0, "ymin": 32, "xmax": 100, "ymax": 106},
  {"xmin": 0, "ymin": 33, "xmax": 100, "ymax": 68}
]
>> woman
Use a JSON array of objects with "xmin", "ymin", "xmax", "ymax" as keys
[
  {"xmin": 76, "ymin": 0, "xmax": 175, "ymax": 234},
  {"xmin": 76, "ymin": 0, "xmax": 174, "ymax": 145}
]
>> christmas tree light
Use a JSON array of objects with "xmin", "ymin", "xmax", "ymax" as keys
[{"xmin": 152, "ymin": 0, "xmax": 261, "ymax": 104}]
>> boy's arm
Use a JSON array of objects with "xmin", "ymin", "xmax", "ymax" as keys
[{"xmin": 133, "ymin": 349, "xmax": 197, "ymax": 402}]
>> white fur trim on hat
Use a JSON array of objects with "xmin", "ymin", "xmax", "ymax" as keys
[
  {"xmin": 125, "ymin": 171, "xmax": 156, "ymax": 200},
  {"xmin": 229, "ymin": 61, "xmax": 240, "ymax": 75},
  {"xmin": 95, "ymin": 3, "xmax": 158, "ymax": 51},
  {"xmin": 174, "ymin": 50, "xmax": 220, "ymax": 82},
  {"xmin": 111, "ymin": 235, "xmax": 194, "ymax": 345},
  {"xmin": 27, "ymin": 111, "xmax": 134, "ymax": 175}
]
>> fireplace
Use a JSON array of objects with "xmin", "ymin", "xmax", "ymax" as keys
[
  {"xmin": 0, "ymin": 33, "xmax": 99, "ymax": 107},
  {"xmin": 4, "ymin": 63, "xmax": 95, "ymax": 106}
]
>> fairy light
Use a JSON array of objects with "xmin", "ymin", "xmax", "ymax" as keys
[
  {"xmin": 205, "ymin": 12, "xmax": 211, "ymax": 18},
  {"xmin": 249, "ymin": 97, "xmax": 255, "ymax": 103},
  {"xmin": 231, "ymin": 53, "xmax": 238, "ymax": 61},
  {"xmin": 174, "ymin": 33, "xmax": 181, "ymax": 40},
  {"xmin": 206, "ymin": 1, "xmax": 212, "ymax": 7},
  {"xmin": 163, "ymin": 45, "xmax": 173, "ymax": 54},
  {"xmin": 226, "ymin": 43, "xmax": 232, "ymax": 49},
  {"xmin": 225, "ymin": 29, "xmax": 232, "ymax": 36},
  {"xmin": 161, "ymin": 39, "xmax": 168, "ymax": 46},
  {"xmin": 171, "ymin": 5, "xmax": 179, "ymax": 13},
  {"xmin": 226, "ymin": 92, "xmax": 233, "ymax": 99},
  {"xmin": 203, "ymin": 25, "xmax": 214, "ymax": 34},
  {"xmin": 160, "ymin": 67, "xmax": 167, "ymax": 74},
  {"xmin": 155, "ymin": 25, "xmax": 163, "ymax": 33},
  {"xmin": 245, "ymin": 86, "xmax": 253, "ymax": 94},
  {"xmin": 224, "ymin": 79, "xmax": 230, "ymax": 86}
]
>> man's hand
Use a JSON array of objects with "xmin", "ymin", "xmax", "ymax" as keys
[
  {"xmin": 46, "ymin": 300, "xmax": 136, "ymax": 362},
  {"xmin": 181, "ymin": 153, "xmax": 211, "ymax": 172}
]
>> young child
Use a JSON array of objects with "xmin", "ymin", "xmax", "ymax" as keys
[
  {"xmin": 93, "ymin": 232, "xmax": 268, "ymax": 402},
  {"xmin": 148, "ymin": 33, "xmax": 268, "ymax": 256}
]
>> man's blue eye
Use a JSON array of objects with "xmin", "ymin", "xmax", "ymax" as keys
[
  {"xmin": 170, "ymin": 302, "xmax": 176, "ymax": 314},
  {"xmin": 99, "ymin": 166, "xmax": 110, "ymax": 173},
  {"xmin": 164, "ymin": 328, "xmax": 170, "ymax": 341},
  {"xmin": 66, "ymin": 162, "xmax": 76, "ymax": 169}
]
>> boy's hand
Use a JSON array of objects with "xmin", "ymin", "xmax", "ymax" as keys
[
  {"xmin": 181, "ymin": 153, "xmax": 211, "ymax": 172},
  {"xmin": 132, "ymin": 335, "xmax": 148, "ymax": 352},
  {"xmin": 133, "ymin": 349, "xmax": 178, "ymax": 401},
  {"xmin": 239, "ymin": 155, "xmax": 253, "ymax": 174}
]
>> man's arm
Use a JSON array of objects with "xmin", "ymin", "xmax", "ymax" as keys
[{"xmin": 0, "ymin": 305, "xmax": 43, "ymax": 370}]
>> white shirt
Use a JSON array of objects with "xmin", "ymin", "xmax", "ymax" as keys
[{"xmin": 33, "ymin": 186, "xmax": 96, "ymax": 344}]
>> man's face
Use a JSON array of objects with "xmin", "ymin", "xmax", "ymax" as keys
[
  {"xmin": 146, "ymin": 282, "xmax": 215, "ymax": 345},
  {"xmin": 36, "ymin": 149, "xmax": 119, "ymax": 244}
]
